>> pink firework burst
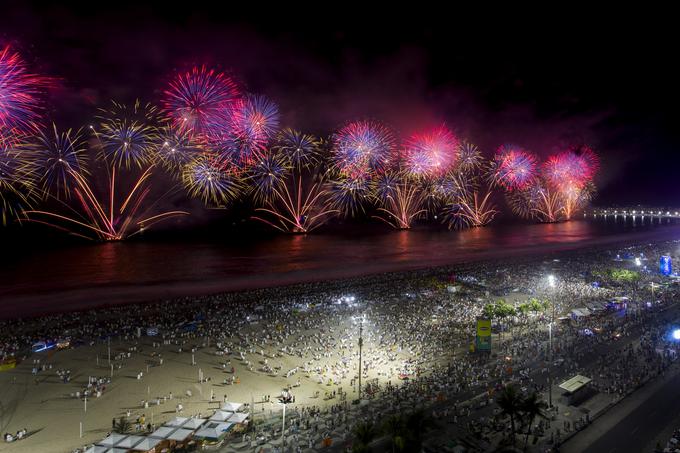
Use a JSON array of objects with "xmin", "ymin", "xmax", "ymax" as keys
[
  {"xmin": 331, "ymin": 120, "xmax": 396, "ymax": 178},
  {"xmin": 161, "ymin": 65, "xmax": 241, "ymax": 141},
  {"xmin": 491, "ymin": 144, "xmax": 538, "ymax": 191},
  {"xmin": 543, "ymin": 145, "xmax": 599, "ymax": 190},
  {"xmin": 403, "ymin": 125, "xmax": 459, "ymax": 178},
  {"xmin": 0, "ymin": 45, "xmax": 51, "ymax": 144}
]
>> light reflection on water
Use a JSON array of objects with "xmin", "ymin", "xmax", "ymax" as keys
[{"xmin": 1, "ymin": 218, "xmax": 679, "ymax": 317}]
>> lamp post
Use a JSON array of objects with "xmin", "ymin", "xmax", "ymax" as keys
[
  {"xmin": 358, "ymin": 316, "xmax": 364, "ymax": 402},
  {"xmin": 547, "ymin": 275, "xmax": 556, "ymax": 408},
  {"xmin": 279, "ymin": 401, "xmax": 287, "ymax": 448}
]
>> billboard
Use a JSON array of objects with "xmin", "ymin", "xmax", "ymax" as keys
[
  {"xmin": 660, "ymin": 255, "xmax": 672, "ymax": 276},
  {"xmin": 476, "ymin": 318, "xmax": 492, "ymax": 351}
]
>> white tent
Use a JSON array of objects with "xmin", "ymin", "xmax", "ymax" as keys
[
  {"xmin": 84, "ymin": 446, "xmax": 110, "ymax": 453},
  {"xmin": 167, "ymin": 427, "xmax": 194, "ymax": 442},
  {"xmin": 98, "ymin": 433, "xmax": 127, "ymax": 446},
  {"xmin": 150, "ymin": 426, "xmax": 176, "ymax": 439},
  {"xmin": 221, "ymin": 401, "xmax": 243, "ymax": 412},
  {"xmin": 115, "ymin": 435, "xmax": 145, "ymax": 449},
  {"xmin": 228, "ymin": 412, "xmax": 249, "ymax": 424},
  {"xmin": 130, "ymin": 437, "xmax": 162, "ymax": 451},
  {"xmin": 165, "ymin": 416, "xmax": 189, "ymax": 427},
  {"xmin": 210, "ymin": 410, "xmax": 233, "ymax": 422},
  {"xmin": 182, "ymin": 418, "xmax": 207, "ymax": 429},
  {"xmin": 194, "ymin": 421, "xmax": 234, "ymax": 441}
]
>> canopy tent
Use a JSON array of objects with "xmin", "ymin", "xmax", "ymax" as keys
[
  {"xmin": 167, "ymin": 427, "xmax": 194, "ymax": 442},
  {"xmin": 559, "ymin": 375, "xmax": 592, "ymax": 394},
  {"xmin": 129, "ymin": 436, "xmax": 162, "ymax": 451},
  {"xmin": 209, "ymin": 410, "xmax": 233, "ymax": 422},
  {"xmin": 182, "ymin": 418, "xmax": 207, "ymax": 429},
  {"xmin": 84, "ymin": 446, "xmax": 110, "ymax": 453},
  {"xmin": 150, "ymin": 426, "xmax": 177, "ymax": 439},
  {"xmin": 98, "ymin": 433, "xmax": 127, "ymax": 446},
  {"xmin": 194, "ymin": 421, "xmax": 234, "ymax": 442},
  {"xmin": 165, "ymin": 416, "xmax": 189, "ymax": 427},
  {"xmin": 221, "ymin": 401, "xmax": 243, "ymax": 412},
  {"xmin": 115, "ymin": 435, "xmax": 145, "ymax": 449},
  {"xmin": 228, "ymin": 412, "xmax": 249, "ymax": 424}
]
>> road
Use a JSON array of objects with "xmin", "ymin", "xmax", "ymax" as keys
[{"xmin": 562, "ymin": 364, "xmax": 680, "ymax": 453}]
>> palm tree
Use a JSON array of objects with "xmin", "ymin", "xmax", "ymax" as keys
[
  {"xmin": 114, "ymin": 416, "xmax": 131, "ymax": 434},
  {"xmin": 497, "ymin": 385, "xmax": 522, "ymax": 445},
  {"xmin": 353, "ymin": 421, "xmax": 378, "ymax": 452},
  {"xmin": 404, "ymin": 409, "xmax": 436, "ymax": 451},
  {"xmin": 383, "ymin": 415, "xmax": 405, "ymax": 453},
  {"xmin": 520, "ymin": 392, "xmax": 548, "ymax": 452}
]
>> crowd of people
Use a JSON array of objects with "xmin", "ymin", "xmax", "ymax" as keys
[{"xmin": 1, "ymin": 239, "xmax": 679, "ymax": 452}]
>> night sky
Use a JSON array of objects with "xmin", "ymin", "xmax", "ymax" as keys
[{"xmin": 1, "ymin": 4, "xmax": 677, "ymax": 206}]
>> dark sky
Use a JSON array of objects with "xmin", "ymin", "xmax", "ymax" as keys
[{"xmin": 1, "ymin": 3, "xmax": 677, "ymax": 206}]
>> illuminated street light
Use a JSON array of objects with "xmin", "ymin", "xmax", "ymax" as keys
[{"xmin": 673, "ymin": 329, "xmax": 680, "ymax": 340}]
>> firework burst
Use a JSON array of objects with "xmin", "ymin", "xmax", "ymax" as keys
[
  {"xmin": 220, "ymin": 94, "xmax": 280, "ymax": 166},
  {"xmin": 161, "ymin": 65, "xmax": 241, "ymax": 140},
  {"xmin": 0, "ymin": 45, "xmax": 51, "ymax": 144},
  {"xmin": 274, "ymin": 128, "xmax": 321, "ymax": 169},
  {"xmin": 154, "ymin": 126, "xmax": 203, "ymax": 172},
  {"xmin": 247, "ymin": 151, "xmax": 290, "ymax": 203},
  {"xmin": 403, "ymin": 125, "xmax": 458, "ymax": 178},
  {"xmin": 182, "ymin": 153, "xmax": 243, "ymax": 206},
  {"xmin": 94, "ymin": 100, "xmax": 161, "ymax": 168},
  {"xmin": 331, "ymin": 120, "xmax": 396, "ymax": 177},
  {"xmin": 26, "ymin": 123, "xmax": 87, "ymax": 199},
  {"xmin": 326, "ymin": 174, "xmax": 373, "ymax": 218},
  {"xmin": 0, "ymin": 142, "xmax": 36, "ymax": 225},
  {"xmin": 489, "ymin": 144, "xmax": 538, "ymax": 190},
  {"xmin": 456, "ymin": 140, "xmax": 483, "ymax": 173}
]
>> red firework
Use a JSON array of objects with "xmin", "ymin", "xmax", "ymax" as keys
[
  {"xmin": 490, "ymin": 144, "xmax": 538, "ymax": 191},
  {"xmin": 0, "ymin": 45, "xmax": 51, "ymax": 144},
  {"xmin": 161, "ymin": 65, "xmax": 241, "ymax": 142},
  {"xmin": 403, "ymin": 125, "xmax": 459, "ymax": 178},
  {"xmin": 542, "ymin": 145, "xmax": 599, "ymax": 191}
]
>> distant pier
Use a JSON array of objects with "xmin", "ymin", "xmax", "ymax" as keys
[{"xmin": 586, "ymin": 207, "xmax": 680, "ymax": 224}]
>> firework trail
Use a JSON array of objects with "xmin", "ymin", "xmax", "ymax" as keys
[
  {"xmin": 161, "ymin": 65, "xmax": 241, "ymax": 141},
  {"xmin": 507, "ymin": 183, "xmax": 564, "ymax": 223},
  {"xmin": 489, "ymin": 144, "xmax": 537, "ymax": 191},
  {"xmin": 252, "ymin": 169, "xmax": 336, "ymax": 233},
  {"xmin": 23, "ymin": 164, "xmax": 188, "ymax": 241},
  {"xmin": 331, "ymin": 120, "xmax": 396, "ymax": 178},
  {"xmin": 94, "ymin": 100, "xmax": 161, "ymax": 169},
  {"xmin": 371, "ymin": 172, "xmax": 426, "ymax": 229},
  {"xmin": 25, "ymin": 123, "xmax": 87, "ymax": 199},
  {"xmin": 443, "ymin": 171, "xmax": 498, "ymax": 229},
  {"xmin": 403, "ymin": 125, "xmax": 458, "ymax": 178},
  {"xmin": 0, "ymin": 45, "xmax": 51, "ymax": 145},
  {"xmin": 182, "ymin": 152, "xmax": 243, "ymax": 206}
]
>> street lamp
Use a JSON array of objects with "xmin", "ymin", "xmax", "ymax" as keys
[
  {"xmin": 546, "ymin": 275, "xmax": 556, "ymax": 408},
  {"xmin": 358, "ymin": 316, "xmax": 364, "ymax": 402}
]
